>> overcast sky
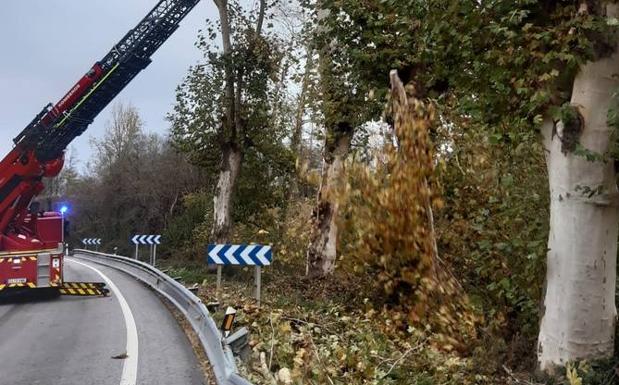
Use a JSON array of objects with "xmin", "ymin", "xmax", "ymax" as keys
[{"xmin": 0, "ymin": 0, "xmax": 217, "ymax": 169}]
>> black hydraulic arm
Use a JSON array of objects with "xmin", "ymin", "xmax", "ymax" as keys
[{"xmin": 14, "ymin": 0, "xmax": 201, "ymax": 162}]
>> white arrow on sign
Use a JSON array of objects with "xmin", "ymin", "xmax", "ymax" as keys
[
  {"xmin": 146, "ymin": 235, "xmax": 155, "ymax": 245},
  {"xmin": 154, "ymin": 235, "xmax": 161, "ymax": 245},
  {"xmin": 132, "ymin": 235, "xmax": 140, "ymax": 245},
  {"xmin": 240, "ymin": 245, "xmax": 256, "ymax": 265},
  {"xmin": 256, "ymin": 247, "xmax": 270, "ymax": 266},
  {"xmin": 208, "ymin": 245, "xmax": 225, "ymax": 264},
  {"xmin": 225, "ymin": 245, "xmax": 240, "ymax": 265},
  {"xmin": 139, "ymin": 235, "xmax": 148, "ymax": 245}
]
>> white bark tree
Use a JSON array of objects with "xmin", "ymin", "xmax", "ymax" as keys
[
  {"xmin": 306, "ymin": 126, "xmax": 352, "ymax": 277},
  {"xmin": 211, "ymin": 0, "xmax": 266, "ymax": 242},
  {"xmin": 172, "ymin": 0, "xmax": 285, "ymax": 244},
  {"xmin": 212, "ymin": 143, "xmax": 242, "ymax": 242},
  {"xmin": 538, "ymin": 3, "xmax": 619, "ymax": 371}
]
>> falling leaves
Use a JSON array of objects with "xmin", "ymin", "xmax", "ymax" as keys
[{"xmin": 339, "ymin": 73, "xmax": 480, "ymax": 351}]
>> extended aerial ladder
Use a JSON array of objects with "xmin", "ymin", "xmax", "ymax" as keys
[{"xmin": 0, "ymin": 0, "xmax": 200, "ymax": 295}]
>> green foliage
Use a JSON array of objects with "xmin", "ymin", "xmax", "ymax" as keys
[
  {"xmin": 170, "ymin": 3, "xmax": 289, "ymax": 169},
  {"xmin": 62, "ymin": 104, "xmax": 203, "ymax": 256},
  {"xmin": 313, "ymin": 0, "xmax": 617, "ymax": 360},
  {"xmin": 553, "ymin": 103, "xmax": 580, "ymax": 127},
  {"xmin": 564, "ymin": 359, "xmax": 619, "ymax": 385},
  {"xmin": 314, "ymin": 0, "xmax": 617, "ymax": 136},
  {"xmin": 169, "ymin": 0, "xmax": 296, "ymax": 242},
  {"xmin": 163, "ymin": 191, "xmax": 212, "ymax": 259},
  {"xmin": 166, "ymin": 264, "xmax": 212, "ymax": 285},
  {"xmin": 437, "ymin": 128, "xmax": 549, "ymax": 340}
]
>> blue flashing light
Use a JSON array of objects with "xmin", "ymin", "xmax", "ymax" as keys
[{"xmin": 60, "ymin": 205, "xmax": 69, "ymax": 214}]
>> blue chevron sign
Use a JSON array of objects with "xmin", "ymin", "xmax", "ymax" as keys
[
  {"xmin": 131, "ymin": 235, "xmax": 162, "ymax": 245},
  {"xmin": 207, "ymin": 244, "xmax": 273, "ymax": 266}
]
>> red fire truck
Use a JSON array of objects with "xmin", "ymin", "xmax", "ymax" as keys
[{"xmin": 0, "ymin": 0, "xmax": 201, "ymax": 296}]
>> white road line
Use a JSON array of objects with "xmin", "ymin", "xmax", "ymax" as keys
[{"xmin": 68, "ymin": 258, "xmax": 139, "ymax": 385}]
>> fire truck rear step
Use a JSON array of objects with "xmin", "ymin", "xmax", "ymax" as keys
[
  {"xmin": 57, "ymin": 282, "xmax": 109, "ymax": 297},
  {"xmin": 0, "ymin": 282, "xmax": 36, "ymax": 290}
]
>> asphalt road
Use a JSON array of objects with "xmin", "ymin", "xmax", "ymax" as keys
[{"xmin": 0, "ymin": 258, "xmax": 207, "ymax": 385}]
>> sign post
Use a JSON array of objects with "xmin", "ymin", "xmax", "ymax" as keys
[
  {"xmin": 153, "ymin": 243, "xmax": 158, "ymax": 266},
  {"xmin": 255, "ymin": 266, "xmax": 261, "ymax": 306},
  {"xmin": 216, "ymin": 265, "xmax": 223, "ymax": 297},
  {"xmin": 132, "ymin": 235, "xmax": 140, "ymax": 259},
  {"xmin": 207, "ymin": 244, "xmax": 273, "ymax": 306}
]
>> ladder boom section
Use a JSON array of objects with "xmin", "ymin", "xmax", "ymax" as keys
[
  {"xmin": 0, "ymin": 0, "xmax": 200, "ymax": 244},
  {"xmin": 14, "ymin": 0, "xmax": 200, "ymax": 162}
]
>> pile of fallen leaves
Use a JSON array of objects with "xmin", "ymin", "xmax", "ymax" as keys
[{"xmin": 188, "ymin": 267, "xmax": 496, "ymax": 385}]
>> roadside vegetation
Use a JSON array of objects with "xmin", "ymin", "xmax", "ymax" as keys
[{"xmin": 49, "ymin": 1, "xmax": 619, "ymax": 384}]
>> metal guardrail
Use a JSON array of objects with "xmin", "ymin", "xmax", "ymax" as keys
[{"xmin": 73, "ymin": 250, "xmax": 253, "ymax": 385}]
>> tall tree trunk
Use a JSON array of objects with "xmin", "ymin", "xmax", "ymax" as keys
[
  {"xmin": 306, "ymin": 125, "xmax": 352, "ymax": 277},
  {"xmin": 211, "ymin": 144, "xmax": 242, "ymax": 242},
  {"xmin": 538, "ymin": 4, "xmax": 619, "ymax": 370},
  {"xmin": 214, "ymin": 0, "xmax": 237, "ymax": 144},
  {"xmin": 306, "ymin": 5, "xmax": 355, "ymax": 278},
  {"xmin": 210, "ymin": 0, "xmax": 266, "ymax": 243}
]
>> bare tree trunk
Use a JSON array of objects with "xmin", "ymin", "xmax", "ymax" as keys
[
  {"xmin": 537, "ymin": 4, "xmax": 619, "ymax": 371},
  {"xmin": 214, "ymin": 0, "xmax": 236, "ymax": 139},
  {"xmin": 212, "ymin": 0, "xmax": 237, "ymax": 244},
  {"xmin": 255, "ymin": 0, "xmax": 266, "ymax": 35},
  {"xmin": 306, "ymin": 125, "xmax": 352, "ymax": 277},
  {"xmin": 211, "ymin": 144, "xmax": 242, "ymax": 242}
]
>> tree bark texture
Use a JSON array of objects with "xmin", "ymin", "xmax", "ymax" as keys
[
  {"xmin": 538, "ymin": 4, "xmax": 619, "ymax": 370},
  {"xmin": 211, "ymin": 144, "xmax": 242, "ymax": 243},
  {"xmin": 306, "ymin": 125, "xmax": 352, "ymax": 277}
]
